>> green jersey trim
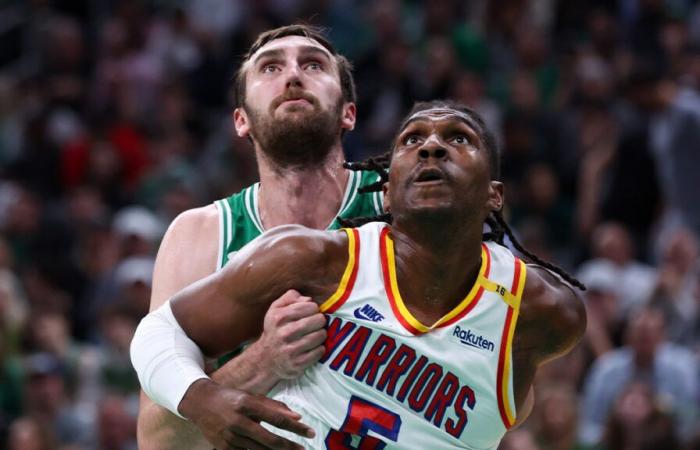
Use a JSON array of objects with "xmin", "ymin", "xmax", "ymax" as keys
[
  {"xmin": 214, "ymin": 199, "xmax": 233, "ymax": 269},
  {"xmin": 337, "ymin": 170, "xmax": 360, "ymax": 219},
  {"xmin": 215, "ymin": 169, "xmax": 384, "ymax": 271},
  {"xmin": 245, "ymin": 184, "xmax": 264, "ymax": 233}
]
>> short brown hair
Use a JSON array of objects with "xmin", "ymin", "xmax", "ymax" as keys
[{"xmin": 232, "ymin": 24, "xmax": 356, "ymax": 109}]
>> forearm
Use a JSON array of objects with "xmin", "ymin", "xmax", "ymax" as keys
[
  {"xmin": 130, "ymin": 301, "xmax": 210, "ymax": 416},
  {"xmin": 211, "ymin": 341, "xmax": 281, "ymax": 394},
  {"xmin": 137, "ymin": 393, "xmax": 210, "ymax": 450}
]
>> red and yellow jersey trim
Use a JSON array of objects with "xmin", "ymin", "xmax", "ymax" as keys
[
  {"xmin": 496, "ymin": 257, "xmax": 527, "ymax": 428},
  {"xmin": 319, "ymin": 228, "xmax": 360, "ymax": 314},
  {"xmin": 379, "ymin": 227, "xmax": 491, "ymax": 335}
]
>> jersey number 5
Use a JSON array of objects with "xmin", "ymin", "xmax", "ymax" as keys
[{"xmin": 325, "ymin": 396, "xmax": 402, "ymax": 449}]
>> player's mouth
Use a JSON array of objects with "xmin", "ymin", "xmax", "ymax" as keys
[
  {"xmin": 274, "ymin": 89, "xmax": 317, "ymax": 110},
  {"xmin": 412, "ymin": 167, "xmax": 446, "ymax": 185},
  {"xmin": 281, "ymin": 98, "xmax": 312, "ymax": 106}
]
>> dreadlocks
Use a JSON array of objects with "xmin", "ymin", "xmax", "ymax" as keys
[{"xmin": 339, "ymin": 100, "xmax": 586, "ymax": 291}]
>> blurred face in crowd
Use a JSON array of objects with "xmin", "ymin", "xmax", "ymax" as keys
[
  {"xmin": 234, "ymin": 35, "xmax": 356, "ymax": 167},
  {"xmin": 592, "ymin": 222, "xmax": 635, "ymax": 265},
  {"xmin": 30, "ymin": 313, "xmax": 70, "ymax": 354},
  {"xmin": 536, "ymin": 385, "xmax": 578, "ymax": 440},
  {"xmin": 26, "ymin": 372, "xmax": 66, "ymax": 415},
  {"xmin": 8, "ymin": 417, "xmax": 52, "ymax": 450},
  {"xmin": 524, "ymin": 164, "xmax": 559, "ymax": 212},
  {"xmin": 626, "ymin": 309, "xmax": 666, "ymax": 367},
  {"xmin": 98, "ymin": 395, "xmax": 136, "ymax": 450},
  {"xmin": 612, "ymin": 382, "xmax": 655, "ymax": 428},
  {"xmin": 498, "ymin": 429, "xmax": 541, "ymax": 450},
  {"xmin": 661, "ymin": 228, "xmax": 699, "ymax": 273}
]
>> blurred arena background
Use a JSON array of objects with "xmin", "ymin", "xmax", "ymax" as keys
[{"xmin": 0, "ymin": 0, "xmax": 699, "ymax": 449}]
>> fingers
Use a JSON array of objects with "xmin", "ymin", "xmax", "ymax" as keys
[
  {"xmin": 283, "ymin": 314, "xmax": 327, "ymax": 342},
  {"xmin": 247, "ymin": 397, "xmax": 315, "ymax": 439},
  {"xmin": 288, "ymin": 328, "xmax": 327, "ymax": 352},
  {"xmin": 293, "ymin": 346, "xmax": 326, "ymax": 368},
  {"xmin": 267, "ymin": 301, "xmax": 321, "ymax": 327},
  {"xmin": 222, "ymin": 418, "xmax": 306, "ymax": 450},
  {"xmin": 269, "ymin": 289, "xmax": 305, "ymax": 308}
]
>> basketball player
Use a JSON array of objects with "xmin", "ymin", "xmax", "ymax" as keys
[
  {"xmin": 132, "ymin": 101, "xmax": 587, "ymax": 449},
  {"xmin": 137, "ymin": 25, "xmax": 385, "ymax": 449}
]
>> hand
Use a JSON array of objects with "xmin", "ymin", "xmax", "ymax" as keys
[
  {"xmin": 254, "ymin": 289, "xmax": 327, "ymax": 379},
  {"xmin": 179, "ymin": 378, "xmax": 314, "ymax": 450}
]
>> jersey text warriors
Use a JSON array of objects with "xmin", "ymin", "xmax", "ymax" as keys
[{"xmin": 267, "ymin": 221, "xmax": 527, "ymax": 450}]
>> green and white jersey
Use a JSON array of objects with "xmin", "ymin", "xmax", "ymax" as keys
[{"xmin": 213, "ymin": 169, "xmax": 384, "ymax": 270}]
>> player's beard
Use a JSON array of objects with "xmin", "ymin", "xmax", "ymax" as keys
[{"xmin": 245, "ymin": 90, "xmax": 344, "ymax": 170}]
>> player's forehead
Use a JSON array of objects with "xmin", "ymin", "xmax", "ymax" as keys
[
  {"xmin": 246, "ymin": 35, "xmax": 333, "ymax": 67},
  {"xmin": 401, "ymin": 108, "xmax": 481, "ymax": 134}
]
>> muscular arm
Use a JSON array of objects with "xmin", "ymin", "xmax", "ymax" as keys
[
  {"xmin": 137, "ymin": 206, "xmax": 220, "ymax": 450},
  {"xmin": 171, "ymin": 224, "xmax": 347, "ymax": 356},
  {"xmin": 511, "ymin": 266, "xmax": 587, "ymax": 424},
  {"xmin": 519, "ymin": 266, "xmax": 587, "ymax": 365}
]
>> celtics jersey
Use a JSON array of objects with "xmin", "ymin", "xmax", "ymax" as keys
[
  {"xmin": 213, "ymin": 170, "xmax": 384, "ymax": 269},
  {"xmin": 266, "ymin": 222, "xmax": 527, "ymax": 449}
]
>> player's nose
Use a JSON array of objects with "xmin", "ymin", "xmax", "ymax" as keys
[
  {"xmin": 284, "ymin": 64, "xmax": 304, "ymax": 89},
  {"xmin": 418, "ymin": 135, "xmax": 447, "ymax": 160}
]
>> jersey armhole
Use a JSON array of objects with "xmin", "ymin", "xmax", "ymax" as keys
[
  {"xmin": 319, "ymin": 228, "xmax": 360, "ymax": 314},
  {"xmin": 496, "ymin": 258, "xmax": 528, "ymax": 429},
  {"xmin": 214, "ymin": 200, "xmax": 233, "ymax": 270}
]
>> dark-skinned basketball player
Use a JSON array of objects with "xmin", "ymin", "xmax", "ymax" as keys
[{"xmin": 132, "ymin": 101, "xmax": 586, "ymax": 450}]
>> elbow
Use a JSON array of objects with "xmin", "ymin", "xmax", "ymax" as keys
[{"xmin": 130, "ymin": 302, "xmax": 209, "ymax": 418}]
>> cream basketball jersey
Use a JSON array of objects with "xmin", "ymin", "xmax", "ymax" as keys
[{"xmin": 267, "ymin": 221, "xmax": 527, "ymax": 450}]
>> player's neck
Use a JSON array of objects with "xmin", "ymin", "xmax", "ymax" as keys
[
  {"xmin": 390, "ymin": 219, "xmax": 484, "ymax": 321},
  {"xmin": 256, "ymin": 146, "xmax": 349, "ymax": 230}
]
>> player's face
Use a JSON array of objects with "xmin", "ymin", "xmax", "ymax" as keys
[
  {"xmin": 235, "ymin": 35, "xmax": 354, "ymax": 136},
  {"xmin": 385, "ymin": 109, "xmax": 503, "ymax": 221}
]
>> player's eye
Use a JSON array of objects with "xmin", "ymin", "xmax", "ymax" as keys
[
  {"xmin": 452, "ymin": 135, "xmax": 469, "ymax": 145},
  {"xmin": 305, "ymin": 62, "xmax": 323, "ymax": 71},
  {"xmin": 261, "ymin": 64, "xmax": 280, "ymax": 73},
  {"xmin": 404, "ymin": 135, "xmax": 421, "ymax": 145}
]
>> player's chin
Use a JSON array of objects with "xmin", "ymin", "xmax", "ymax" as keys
[{"xmin": 403, "ymin": 198, "xmax": 456, "ymax": 218}]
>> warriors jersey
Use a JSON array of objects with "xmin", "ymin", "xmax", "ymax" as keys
[
  {"xmin": 213, "ymin": 169, "xmax": 384, "ymax": 269},
  {"xmin": 267, "ymin": 222, "xmax": 527, "ymax": 450}
]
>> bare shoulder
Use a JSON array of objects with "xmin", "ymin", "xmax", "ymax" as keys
[
  {"xmin": 517, "ymin": 265, "xmax": 587, "ymax": 364},
  {"xmin": 150, "ymin": 205, "xmax": 220, "ymax": 311},
  {"xmin": 166, "ymin": 204, "xmax": 219, "ymax": 239}
]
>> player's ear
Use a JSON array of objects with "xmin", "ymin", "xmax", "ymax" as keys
[
  {"xmin": 382, "ymin": 182, "xmax": 391, "ymax": 213},
  {"xmin": 234, "ymin": 108, "xmax": 251, "ymax": 137},
  {"xmin": 340, "ymin": 102, "xmax": 356, "ymax": 132},
  {"xmin": 487, "ymin": 181, "xmax": 504, "ymax": 212}
]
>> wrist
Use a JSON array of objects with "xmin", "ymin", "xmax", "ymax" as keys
[
  {"xmin": 212, "ymin": 341, "xmax": 281, "ymax": 394},
  {"xmin": 177, "ymin": 378, "xmax": 218, "ymax": 422}
]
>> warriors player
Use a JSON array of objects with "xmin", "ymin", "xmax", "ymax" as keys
[
  {"xmin": 137, "ymin": 25, "xmax": 384, "ymax": 449},
  {"xmin": 132, "ymin": 101, "xmax": 586, "ymax": 449}
]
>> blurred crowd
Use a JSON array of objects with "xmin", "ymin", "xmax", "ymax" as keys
[{"xmin": 0, "ymin": 0, "xmax": 699, "ymax": 449}]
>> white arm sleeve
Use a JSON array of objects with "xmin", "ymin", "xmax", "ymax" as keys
[{"xmin": 130, "ymin": 301, "xmax": 210, "ymax": 419}]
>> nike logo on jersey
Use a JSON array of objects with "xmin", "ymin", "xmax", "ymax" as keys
[
  {"xmin": 453, "ymin": 326, "xmax": 495, "ymax": 352},
  {"xmin": 353, "ymin": 304, "xmax": 385, "ymax": 322}
]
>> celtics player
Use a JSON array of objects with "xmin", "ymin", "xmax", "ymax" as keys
[
  {"xmin": 137, "ymin": 25, "xmax": 384, "ymax": 450},
  {"xmin": 133, "ymin": 101, "xmax": 587, "ymax": 449}
]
